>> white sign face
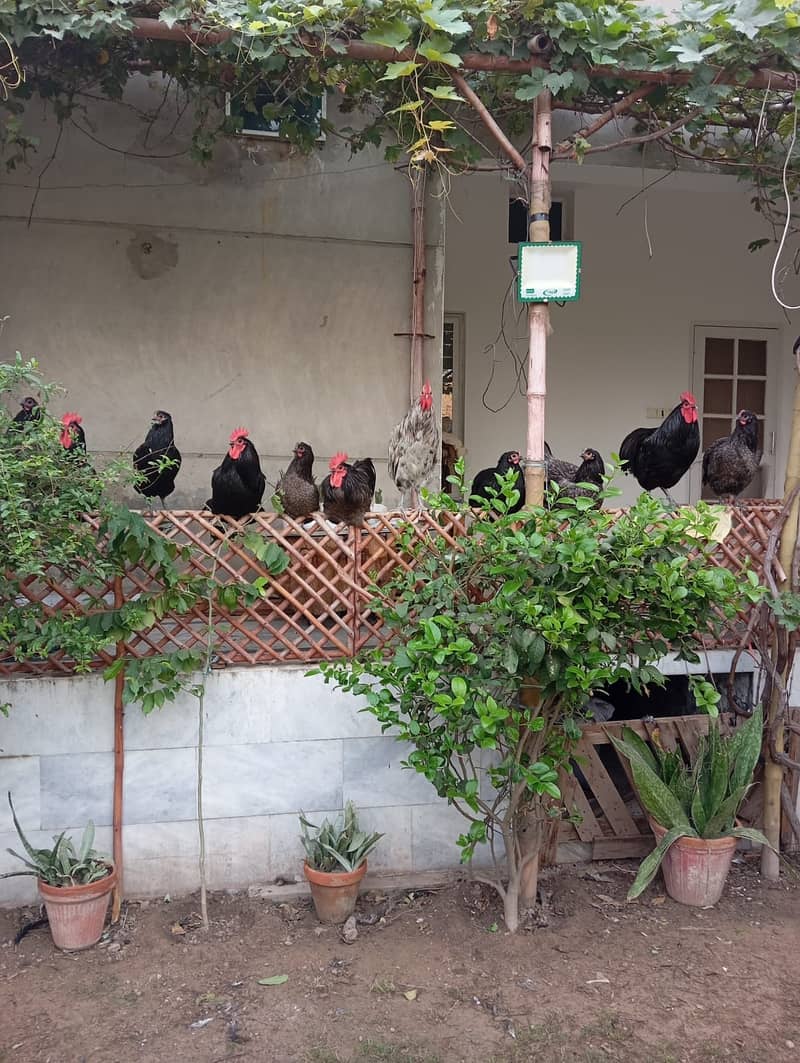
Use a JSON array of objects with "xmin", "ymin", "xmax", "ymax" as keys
[{"xmin": 518, "ymin": 242, "xmax": 581, "ymax": 302}]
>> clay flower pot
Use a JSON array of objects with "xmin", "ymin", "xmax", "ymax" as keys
[
  {"xmin": 38, "ymin": 864, "xmax": 116, "ymax": 951},
  {"xmin": 303, "ymin": 860, "xmax": 367, "ymax": 924},
  {"xmin": 650, "ymin": 821, "xmax": 736, "ymax": 907}
]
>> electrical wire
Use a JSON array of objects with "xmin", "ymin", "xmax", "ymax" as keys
[
  {"xmin": 480, "ymin": 269, "xmax": 530, "ymax": 414},
  {"xmin": 769, "ymin": 80, "xmax": 800, "ymax": 312}
]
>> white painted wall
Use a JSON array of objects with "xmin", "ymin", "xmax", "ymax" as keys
[
  {"xmin": 445, "ymin": 164, "xmax": 797, "ymax": 506},
  {"xmin": 0, "ymin": 77, "xmax": 444, "ymax": 507}
]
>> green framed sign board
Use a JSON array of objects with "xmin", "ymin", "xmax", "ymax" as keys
[{"xmin": 517, "ymin": 240, "xmax": 582, "ymax": 303}]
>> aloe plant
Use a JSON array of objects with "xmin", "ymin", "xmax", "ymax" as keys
[
  {"xmin": 0, "ymin": 792, "xmax": 110, "ymax": 887},
  {"xmin": 610, "ymin": 709, "xmax": 772, "ymax": 900},
  {"xmin": 299, "ymin": 801, "xmax": 383, "ymax": 874}
]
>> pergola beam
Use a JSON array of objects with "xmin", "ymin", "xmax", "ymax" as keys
[{"xmin": 130, "ymin": 18, "xmax": 798, "ymax": 92}]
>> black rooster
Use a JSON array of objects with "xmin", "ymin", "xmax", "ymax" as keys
[
  {"xmin": 702, "ymin": 410, "xmax": 760, "ymax": 503},
  {"xmin": 546, "ymin": 447, "xmax": 605, "ymax": 503},
  {"xmin": 207, "ymin": 427, "xmax": 266, "ymax": 520},
  {"xmin": 321, "ymin": 452, "xmax": 376, "ymax": 528},
  {"xmin": 619, "ymin": 391, "xmax": 699, "ymax": 505},
  {"xmin": 59, "ymin": 412, "xmax": 87, "ymax": 461},
  {"xmin": 275, "ymin": 442, "xmax": 319, "ymax": 519},
  {"xmin": 470, "ymin": 450, "xmax": 525, "ymax": 513},
  {"xmin": 133, "ymin": 410, "xmax": 182, "ymax": 510}
]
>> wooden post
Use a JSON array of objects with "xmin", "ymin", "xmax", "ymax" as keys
[
  {"xmin": 518, "ymin": 90, "xmax": 553, "ymax": 910},
  {"xmin": 409, "ymin": 166, "xmax": 427, "ymax": 405},
  {"xmin": 762, "ymin": 337, "xmax": 800, "ymax": 878},
  {"xmin": 111, "ymin": 575, "xmax": 125, "ymax": 922},
  {"xmin": 524, "ymin": 90, "xmax": 552, "ymax": 509}
]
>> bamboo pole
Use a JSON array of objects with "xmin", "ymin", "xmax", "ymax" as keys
[
  {"xmin": 523, "ymin": 90, "xmax": 552, "ymax": 509},
  {"xmin": 111, "ymin": 575, "xmax": 125, "ymax": 922},
  {"xmin": 762, "ymin": 336, "xmax": 800, "ymax": 878}
]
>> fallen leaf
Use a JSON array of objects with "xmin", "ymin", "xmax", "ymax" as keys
[
  {"xmin": 595, "ymin": 893, "xmax": 621, "ymax": 907},
  {"xmin": 170, "ymin": 923, "xmax": 186, "ymax": 936},
  {"xmin": 403, "ymin": 989, "xmax": 418, "ymax": 1001},
  {"xmin": 487, "ymin": 922, "xmax": 499, "ymax": 933},
  {"xmin": 651, "ymin": 895, "xmax": 666, "ymax": 906},
  {"xmin": 190, "ymin": 1018, "xmax": 214, "ymax": 1029},
  {"xmin": 258, "ymin": 975, "xmax": 289, "ymax": 986},
  {"xmin": 586, "ymin": 973, "xmax": 610, "ymax": 985}
]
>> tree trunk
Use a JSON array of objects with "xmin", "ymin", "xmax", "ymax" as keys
[{"xmin": 503, "ymin": 880, "xmax": 520, "ymax": 933}]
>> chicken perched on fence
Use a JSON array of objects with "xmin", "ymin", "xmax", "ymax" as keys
[
  {"xmin": 619, "ymin": 391, "xmax": 699, "ymax": 505},
  {"xmin": 275, "ymin": 442, "xmax": 319, "ymax": 519},
  {"xmin": 321, "ymin": 452, "xmax": 376, "ymax": 528},
  {"xmin": 702, "ymin": 410, "xmax": 760, "ymax": 503},
  {"xmin": 388, "ymin": 381, "xmax": 439, "ymax": 509},
  {"xmin": 59, "ymin": 413, "xmax": 86, "ymax": 461},
  {"xmin": 546, "ymin": 446, "xmax": 605, "ymax": 504},
  {"xmin": 207, "ymin": 427, "xmax": 266, "ymax": 520},
  {"xmin": 470, "ymin": 450, "xmax": 525, "ymax": 513},
  {"xmin": 133, "ymin": 410, "xmax": 182, "ymax": 510}
]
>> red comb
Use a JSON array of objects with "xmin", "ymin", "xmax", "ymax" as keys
[
  {"xmin": 229, "ymin": 426, "xmax": 249, "ymax": 442},
  {"xmin": 422, "ymin": 381, "xmax": 432, "ymax": 393},
  {"xmin": 329, "ymin": 451, "xmax": 348, "ymax": 470},
  {"xmin": 680, "ymin": 391, "xmax": 696, "ymax": 404},
  {"xmin": 62, "ymin": 412, "xmax": 82, "ymax": 425}
]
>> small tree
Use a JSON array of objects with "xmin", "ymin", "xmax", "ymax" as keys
[{"xmin": 317, "ymin": 472, "xmax": 762, "ymax": 931}]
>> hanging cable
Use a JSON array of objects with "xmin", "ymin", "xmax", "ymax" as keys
[{"xmin": 770, "ymin": 79, "xmax": 800, "ymax": 312}]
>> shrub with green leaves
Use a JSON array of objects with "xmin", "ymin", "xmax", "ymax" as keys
[
  {"xmin": 610, "ymin": 708, "xmax": 771, "ymax": 900},
  {"xmin": 0, "ymin": 792, "xmax": 110, "ymax": 887},
  {"xmin": 299, "ymin": 801, "xmax": 383, "ymax": 873},
  {"xmin": 315, "ymin": 463, "xmax": 763, "ymax": 931}
]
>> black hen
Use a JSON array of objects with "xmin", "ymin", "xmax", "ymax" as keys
[
  {"xmin": 133, "ymin": 410, "xmax": 182, "ymax": 508},
  {"xmin": 59, "ymin": 412, "xmax": 87, "ymax": 461},
  {"xmin": 546, "ymin": 447, "xmax": 605, "ymax": 503},
  {"xmin": 470, "ymin": 450, "xmax": 525, "ymax": 513},
  {"xmin": 207, "ymin": 427, "xmax": 266, "ymax": 520},
  {"xmin": 321, "ymin": 452, "xmax": 376, "ymax": 528},
  {"xmin": 702, "ymin": 410, "xmax": 760, "ymax": 502},
  {"xmin": 619, "ymin": 391, "xmax": 699, "ymax": 505},
  {"xmin": 9, "ymin": 396, "xmax": 41, "ymax": 430}
]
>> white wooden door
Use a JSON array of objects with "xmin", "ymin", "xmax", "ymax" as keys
[{"xmin": 689, "ymin": 325, "xmax": 779, "ymax": 500}]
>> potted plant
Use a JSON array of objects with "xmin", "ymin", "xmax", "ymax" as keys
[
  {"xmin": 300, "ymin": 802, "xmax": 383, "ymax": 924},
  {"xmin": 1, "ymin": 792, "xmax": 116, "ymax": 950},
  {"xmin": 610, "ymin": 708, "xmax": 772, "ymax": 906}
]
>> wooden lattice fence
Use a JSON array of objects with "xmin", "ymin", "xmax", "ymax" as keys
[{"xmin": 0, "ymin": 500, "xmax": 784, "ymax": 679}]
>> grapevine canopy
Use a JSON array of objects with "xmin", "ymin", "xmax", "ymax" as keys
[{"xmin": 1, "ymin": 1, "xmax": 799, "ymax": 239}]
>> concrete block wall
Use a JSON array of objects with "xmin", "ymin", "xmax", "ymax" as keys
[{"xmin": 0, "ymin": 667, "xmax": 472, "ymax": 906}]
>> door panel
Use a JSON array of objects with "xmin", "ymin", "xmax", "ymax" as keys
[{"xmin": 690, "ymin": 325, "xmax": 778, "ymax": 500}]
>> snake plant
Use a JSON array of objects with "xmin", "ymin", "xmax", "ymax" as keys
[
  {"xmin": 300, "ymin": 801, "xmax": 383, "ymax": 874},
  {"xmin": 610, "ymin": 708, "xmax": 772, "ymax": 900},
  {"xmin": 0, "ymin": 792, "xmax": 110, "ymax": 887}
]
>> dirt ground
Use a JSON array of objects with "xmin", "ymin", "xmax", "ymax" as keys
[{"xmin": 1, "ymin": 857, "xmax": 798, "ymax": 1063}]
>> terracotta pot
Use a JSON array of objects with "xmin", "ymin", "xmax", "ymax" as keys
[
  {"xmin": 303, "ymin": 860, "xmax": 366, "ymax": 924},
  {"xmin": 38, "ymin": 864, "xmax": 116, "ymax": 951},
  {"xmin": 650, "ymin": 820, "xmax": 737, "ymax": 907}
]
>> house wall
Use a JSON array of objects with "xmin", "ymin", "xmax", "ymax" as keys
[
  {"xmin": 0, "ymin": 77, "xmax": 445, "ymax": 507},
  {"xmin": 0, "ymin": 667, "xmax": 477, "ymax": 906},
  {"xmin": 445, "ymin": 163, "xmax": 796, "ymax": 507}
]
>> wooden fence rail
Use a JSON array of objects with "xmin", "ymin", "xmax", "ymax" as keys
[{"xmin": 0, "ymin": 500, "xmax": 783, "ymax": 679}]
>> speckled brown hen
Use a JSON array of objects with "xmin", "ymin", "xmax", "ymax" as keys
[
  {"xmin": 276, "ymin": 442, "xmax": 319, "ymax": 519},
  {"xmin": 388, "ymin": 381, "xmax": 439, "ymax": 509}
]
